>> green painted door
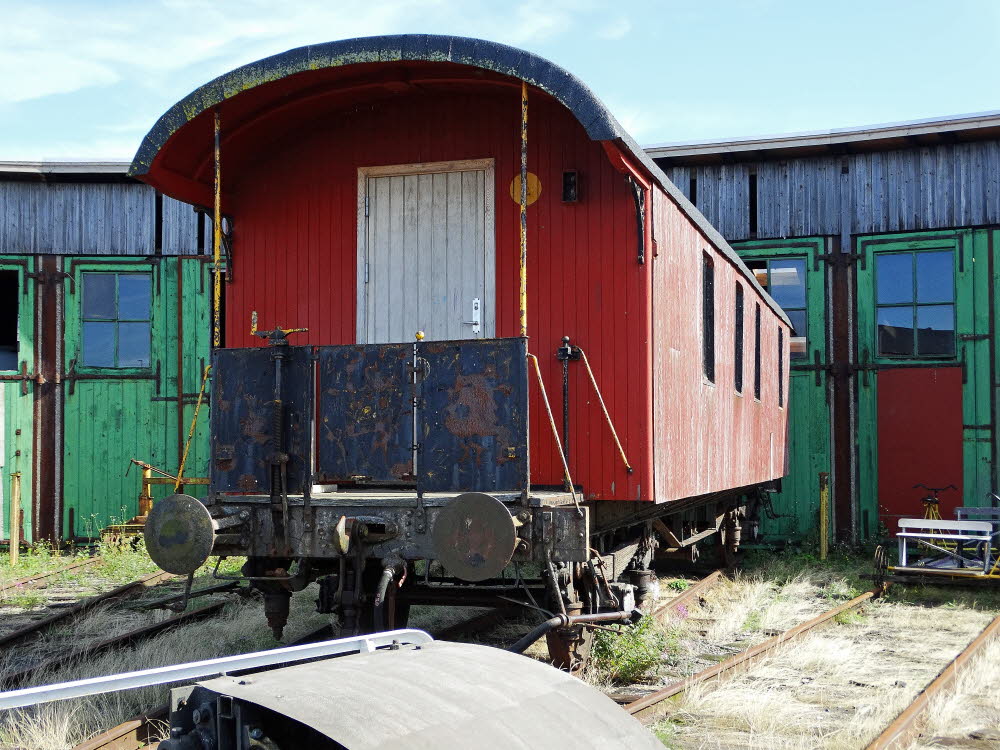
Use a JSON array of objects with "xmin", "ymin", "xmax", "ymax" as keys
[
  {"xmin": 0, "ymin": 258, "xmax": 35, "ymax": 542},
  {"xmin": 856, "ymin": 230, "xmax": 991, "ymax": 538},
  {"xmin": 735, "ymin": 239, "xmax": 830, "ymax": 542},
  {"xmin": 62, "ymin": 258, "xmax": 212, "ymax": 538}
]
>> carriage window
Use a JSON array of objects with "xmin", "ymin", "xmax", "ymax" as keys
[
  {"xmin": 702, "ymin": 254, "xmax": 715, "ymax": 383},
  {"xmin": 747, "ymin": 257, "xmax": 807, "ymax": 359},
  {"xmin": 875, "ymin": 250, "xmax": 955, "ymax": 357},
  {"xmin": 734, "ymin": 284, "xmax": 744, "ymax": 393},
  {"xmin": 82, "ymin": 272, "xmax": 152, "ymax": 368},
  {"xmin": 754, "ymin": 303, "xmax": 761, "ymax": 400},
  {"xmin": 0, "ymin": 271, "xmax": 18, "ymax": 371},
  {"xmin": 778, "ymin": 327, "xmax": 785, "ymax": 407}
]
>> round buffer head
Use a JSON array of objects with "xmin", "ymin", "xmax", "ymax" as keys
[
  {"xmin": 144, "ymin": 493, "xmax": 216, "ymax": 575},
  {"xmin": 432, "ymin": 492, "xmax": 518, "ymax": 582}
]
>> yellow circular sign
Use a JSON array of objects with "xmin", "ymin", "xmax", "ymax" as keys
[{"xmin": 510, "ymin": 172, "xmax": 541, "ymax": 205}]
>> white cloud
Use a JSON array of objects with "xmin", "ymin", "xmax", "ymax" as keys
[
  {"xmin": 0, "ymin": 0, "xmax": 433, "ymax": 105},
  {"xmin": 597, "ymin": 17, "xmax": 631, "ymax": 40},
  {"xmin": 0, "ymin": 0, "xmax": 639, "ymax": 158},
  {"xmin": 0, "ymin": 0, "xmax": 621, "ymax": 107},
  {"xmin": 0, "ymin": 50, "xmax": 119, "ymax": 103},
  {"xmin": 506, "ymin": 5, "xmax": 573, "ymax": 44}
]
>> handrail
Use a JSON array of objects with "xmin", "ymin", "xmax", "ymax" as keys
[{"xmin": 0, "ymin": 629, "xmax": 433, "ymax": 710}]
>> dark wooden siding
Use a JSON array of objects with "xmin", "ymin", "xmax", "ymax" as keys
[
  {"xmin": 658, "ymin": 140, "xmax": 1000, "ymax": 241},
  {"xmin": 0, "ymin": 182, "xmax": 201, "ymax": 255}
]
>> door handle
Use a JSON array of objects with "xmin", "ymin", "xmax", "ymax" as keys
[{"xmin": 461, "ymin": 298, "xmax": 481, "ymax": 336}]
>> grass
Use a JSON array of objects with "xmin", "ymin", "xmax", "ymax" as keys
[
  {"xmin": 1, "ymin": 588, "xmax": 47, "ymax": 609},
  {"xmin": 0, "ymin": 541, "xmax": 89, "ymax": 587},
  {"xmin": 0, "ymin": 585, "xmax": 330, "ymax": 750},
  {"xmin": 915, "ymin": 636, "xmax": 1000, "ymax": 747},
  {"xmin": 642, "ymin": 546, "xmax": 1000, "ymax": 749},
  {"xmin": 589, "ymin": 616, "xmax": 678, "ymax": 685},
  {"xmin": 740, "ymin": 548, "xmax": 870, "ymax": 599}
]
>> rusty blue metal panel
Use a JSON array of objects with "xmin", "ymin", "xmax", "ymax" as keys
[
  {"xmin": 316, "ymin": 344, "xmax": 414, "ymax": 484},
  {"xmin": 417, "ymin": 337, "xmax": 528, "ymax": 493},
  {"xmin": 210, "ymin": 346, "xmax": 312, "ymax": 494}
]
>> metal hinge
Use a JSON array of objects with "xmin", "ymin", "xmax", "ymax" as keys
[
  {"xmin": 849, "ymin": 349, "xmax": 879, "ymax": 387},
  {"xmin": 27, "ymin": 270, "xmax": 74, "ymax": 292},
  {"xmin": 0, "ymin": 361, "xmax": 43, "ymax": 395},
  {"xmin": 790, "ymin": 350, "xmax": 832, "ymax": 387},
  {"xmin": 959, "ymin": 333, "xmax": 989, "ymax": 342},
  {"xmin": 364, "ymin": 195, "xmax": 369, "ymax": 218}
]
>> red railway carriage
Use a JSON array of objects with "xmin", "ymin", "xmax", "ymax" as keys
[{"xmin": 133, "ymin": 35, "xmax": 790, "ymax": 657}]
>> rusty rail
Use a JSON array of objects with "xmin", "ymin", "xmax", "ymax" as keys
[
  {"xmin": 625, "ymin": 589, "xmax": 878, "ymax": 721},
  {"xmin": 0, "ymin": 556, "xmax": 100, "ymax": 594},
  {"xmin": 865, "ymin": 611, "xmax": 1000, "ymax": 749},
  {"xmin": 72, "ymin": 706, "xmax": 168, "ymax": 750},
  {"xmin": 0, "ymin": 570, "xmax": 173, "ymax": 651},
  {"xmin": 651, "ymin": 570, "xmax": 725, "ymax": 623}
]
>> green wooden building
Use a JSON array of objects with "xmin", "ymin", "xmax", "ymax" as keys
[
  {"xmin": 649, "ymin": 111, "xmax": 1000, "ymax": 544},
  {"xmin": 0, "ymin": 161, "xmax": 213, "ymax": 543}
]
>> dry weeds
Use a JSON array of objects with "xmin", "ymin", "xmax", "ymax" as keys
[
  {"xmin": 655, "ymin": 598, "xmax": 994, "ymax": 749},
  {"xmin": 912, "ymin": 635, "xmax": 1000, "ymax": 749},
  {"xmin": 0, "ymin": 585, "xmax": 330, "ymax": 750}
]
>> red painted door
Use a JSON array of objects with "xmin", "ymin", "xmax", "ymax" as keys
[{"xmin": 876, "ymin": 367, "xmax": 963, "ymax": 530}]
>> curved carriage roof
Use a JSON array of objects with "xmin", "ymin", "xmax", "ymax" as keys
[{"xmin": 129, "ymin": 34, "xmax": 787, "ymax": 324}]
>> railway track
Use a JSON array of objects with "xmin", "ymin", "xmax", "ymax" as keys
[
  {"xmin": 53, "ymin": 568, "xmax": 1000, "ymax": 750},
  {"xmin": 651, "ymin": 569, "xmax": 726, "ymax": 623},
  {"xmin": 71, "ymin": 572, "xmax": 716, "ymax": 749},
  {"xmin": 621, "ymin": 579, "xmax": 1000, "ymax": 749},
  {"xmin": 0, "ymin": 556, "xmax": 101, "ymax": 594},
  {"xmin": 866, "ymin": 611, "xmax": 1000, "ymax": 750},
  {"xmin": 0, "ymin": 570, "xmax": 174, "ymax": 652},
  {"xmin": 622, "ymin": 588, "xmax": 878, "ymax": 721}
]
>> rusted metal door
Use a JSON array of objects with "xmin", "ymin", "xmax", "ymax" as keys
[
  {"xmin": 417, "ymin": 337, "xmax": 529, "ymax": 493},
  {"xmin": 856, "ymin": 230, "xmax": 991, "ymax": 536},
  {"xmin": 210, "ymin": 346, "xmax": 313, "ymax": 495},
  {"xmin": 735, "ymin": 240, "xmax": 830, "ymax": 543},
  {"xmin": 358, "ymin": 163, "xmax": 495, "ymax": 344},
  {"xmin": 0, "ymin": 258, "xmax": 34, "ymax": 542},
  {"xmin": 316, "ymin": 344, "xmax": 414, "ymax": 485}
]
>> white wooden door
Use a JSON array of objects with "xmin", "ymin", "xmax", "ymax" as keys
[{"xmin": 358, "ymin": 161, "xmax": 495, "ymax": 344}]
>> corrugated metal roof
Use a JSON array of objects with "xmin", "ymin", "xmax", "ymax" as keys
[
  {"xmin": 0, "ymin": 161, "xmax": 130, "ymax": 176},
  {"xmin": 646, "ymin": 110, "xmax": 1000, "ymax": 162}
]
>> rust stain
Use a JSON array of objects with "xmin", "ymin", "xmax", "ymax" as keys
[
  {"xmin": 237, "ymin": 474, "xmax": 258, "ymax": 491},
  {"xmin": 442, "ymin": 366, "xmax": 515, "ymax": 467}
]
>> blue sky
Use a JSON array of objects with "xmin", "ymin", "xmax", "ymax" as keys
[{"xmin": 2, "ymin": 0, "xmax": 998, "ymax": 160}]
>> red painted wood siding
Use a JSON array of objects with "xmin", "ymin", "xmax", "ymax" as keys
[
  {"xmin": 651, "ymin": 190, "xmax": 790, "ymax": 502},
  {"xmin": 224, "ymin": 90, "xmax": 649, "ymax": 500}
]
